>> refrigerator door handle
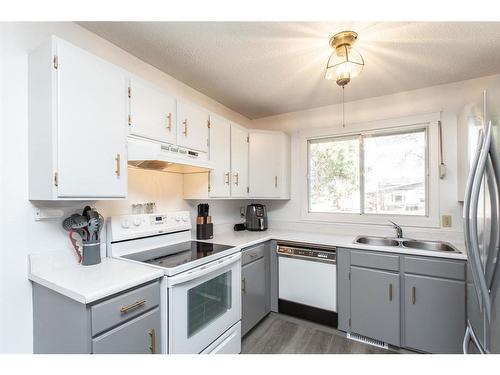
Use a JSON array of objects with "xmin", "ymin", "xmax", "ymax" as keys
[
  {"xmin": 470, "ymin": 123, "xmax": 494, "ymax": 321},
  {"xmin": 463, "ymin": 321, "xmax": 486, "ymax": 354},
  {"xmin": 485, "ymin": 155, "xmax": 500, "ymax": 290},
  {"xmin": 464, "ymin": 130, "xmax": 486, "ymax": 310}
]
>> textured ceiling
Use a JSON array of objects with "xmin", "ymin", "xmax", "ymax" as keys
[{"xmin": 79, "ymin": 22, "xmax": 500, "ymax": 119}]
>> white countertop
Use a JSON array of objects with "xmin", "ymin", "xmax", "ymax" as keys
[
  {"xmin": 198, "ymin": 229, "xmax": 468, "ymax": 260},
  {"xmin": 28, "ymin": 252, "xmax": 164, "ymax": 304}
]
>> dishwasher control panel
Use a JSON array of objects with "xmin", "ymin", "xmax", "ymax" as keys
[{"xmin": 277, "ymin": 245, "xmax": 336, "ymax": 263}]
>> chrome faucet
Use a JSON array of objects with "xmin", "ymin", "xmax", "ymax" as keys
[{"xmin": 388, "ymin": 220, "xmax": 403, "ymax": 238}]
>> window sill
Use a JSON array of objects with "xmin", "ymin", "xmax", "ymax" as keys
[{"xmin": 300, "ymin": 211, "xmax": 440, "ymax": 229}]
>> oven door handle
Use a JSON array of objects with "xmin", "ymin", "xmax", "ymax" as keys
[{"xmin": 168, "ymin": 252, "xmax": 241, "ymax": 286}]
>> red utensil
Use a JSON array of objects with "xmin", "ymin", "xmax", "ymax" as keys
[{"xmin": 68, "ymin": 229, "xmax": 83, "ymax": 263}]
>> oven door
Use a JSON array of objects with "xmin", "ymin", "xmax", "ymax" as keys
[{"xmin": 167, "ymin": 252, "xmax": 241, "ymax": 354}]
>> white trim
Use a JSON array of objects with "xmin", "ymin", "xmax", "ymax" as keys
[{"xmin": 300, "ymin": 112, "xmax": 441, "ymax": 228}]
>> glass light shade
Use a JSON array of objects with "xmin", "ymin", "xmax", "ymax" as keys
[{"xmin": 325, "ymin": 45, "xmax": 364, "ymax": 86}]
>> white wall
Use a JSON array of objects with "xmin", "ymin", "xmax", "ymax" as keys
[
  {"xmin": 251, "ymin": 75, "xmax": 500, "ymax": 240},
  {"xmin": 0, "ymin": 22, "xmax": 249, "ymax": 353}
]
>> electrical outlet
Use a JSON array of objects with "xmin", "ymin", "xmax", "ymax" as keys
[{"xmin": 442, "ymin": 215, "xmax": 452, "ymax": 228}]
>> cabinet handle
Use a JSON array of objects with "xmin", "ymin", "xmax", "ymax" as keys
[
  {"xmin": 225, "ymin": 172, "xmax": 230, "ymax": 185},
  {"xmin": 167, "ymin": 113, "xmax": 172, "ymax": 132},
  {"xmin": 274, "ymin": 175, "xmax": 278, "ymax": 188},
  {"xmin": 389, "ymin": 283, "xmax": 393, "ymax": 301},
  {"xmin": 182, "ymin": 119, "xmax": 188, "ymax": 136},
  {"xmin": 115, "ymin": 153, "xmax": 121, "ymax": 177},
  {"xmin": 412, "ymin": 287, "xmax": 416, "ymax": 304},
  {"xmin": 234, "ymin": 172, "xmax": 239, "ymax": 186},
  {"xmin": 119, "ymin": 299, "xmax": 146, "ymax": 313},
  {"xmin": 250, "ymin": 253, "xmax": 258, "ymax": 258},
  {"xmin": 242, "ymin": 278, "xmax": 246, "ymax": 293},
  {"xmin": 148, "ymin": 329, "xmax": 156, "ymax": 354}
]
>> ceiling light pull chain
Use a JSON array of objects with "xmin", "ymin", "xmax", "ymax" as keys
[{"xmin": 342, "ymin": 85, "xmax": 345, "ymax": 128}]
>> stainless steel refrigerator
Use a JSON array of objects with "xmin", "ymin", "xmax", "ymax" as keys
[{"xmin": 462, "ymin": 80, "xmax": 500, "ymax": 354}]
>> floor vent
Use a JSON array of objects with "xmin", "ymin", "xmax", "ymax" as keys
[{"xmin": 347, "ymin": 332, "xmax": 388, "ymax": 349}]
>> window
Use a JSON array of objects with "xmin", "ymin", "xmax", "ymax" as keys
[{"xmin": 308, "ymin": 128, "xmax": 427, "ymax": 216}]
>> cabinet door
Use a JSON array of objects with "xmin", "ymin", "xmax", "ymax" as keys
[
  {"xmin": 404, "ymin": 274, "xmax": 465, "ymax": 353},
  {"xmin": 92, "ymin": 307, "xmax": 161, "ymax": 354},
  {"xmin": 231, "ymin": 125, "xmax": 248, "ymax": 197},
  {"xmin": 56, "ymin": 39, "xmax": 127, "ymax": 198},
  {"xmin": 248, "ymin": 132, "xmax": 281, "ymax": 198},
  {"xmin": 129, "ymin": 77, "xmax": 176, "ymax": 144},
  {"xmin": 209, "ymin": 115, "xmax": 231, "ymax": 197},
  {"xmin": 350, "ymin": 266, "xmax": 400, "ymax": 346},
  {"xmin": 242, "ymin": 257, "xmax": 267, "ymax": 336},
  {"xmin": 177, "ymin": 100, "xmax": 209, "ymax": 152}
]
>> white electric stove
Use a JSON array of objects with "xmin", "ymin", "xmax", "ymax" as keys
[{"xmin": 107, "ymin": 211, "xmax": 242, "ymax": 354}]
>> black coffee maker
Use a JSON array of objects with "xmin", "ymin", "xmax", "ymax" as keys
[{"xmin": 196, "ymin": 203, "xmax": 213, "ymax": 239}]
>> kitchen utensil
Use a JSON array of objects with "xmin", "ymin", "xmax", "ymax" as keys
[
  {"xmin": 82, "ymin": 205, "xmax": 92, "ymax": 219},
  {"xmin": 87, "ymin": 217, "xmax": 100, "ymax": 241},
  {"xmin": 68, "ymin": 229, "xmax": 83, "ymax": 263}
]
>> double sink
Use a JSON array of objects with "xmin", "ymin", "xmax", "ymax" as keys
[{"xmin": 354, "ymin": 236, "xmax": 461, "ymax": 253}]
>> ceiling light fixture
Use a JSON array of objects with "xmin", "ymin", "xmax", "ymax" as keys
[{"xmin": 325, "ymin": 30, "xmax": 364, "ymax": 127}]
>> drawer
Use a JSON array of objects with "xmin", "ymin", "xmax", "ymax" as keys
[
  {"xmin": 92, "ymin": 307, "xmax": 161, "ymax": 354},
  {"xmin": 403, "ymin": 256, "xmax": 466, "ymax": 280},
  {"xmin": 350, "ymin": 250, "xmax": 400, "ymax": 271},
  {"xmin": 91, "ymin": 281, "xmax": 160, "ymax": 336},
  {"xmin": 242, "ymin": 243, "xmax": 266, "ymax": 266}
]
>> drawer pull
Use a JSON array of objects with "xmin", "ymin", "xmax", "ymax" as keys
[
  {"xmin": 412, "ymin": 287, "xmax": 416, "ymax": 304},
  {"xmin": 115, "ymin": 153, "xmax": 121, "ymax": 177},
  {"xmin": 166, "ymin": 113, "xmax": 172, "ymax": 131},
  {"xmin": 389, "ymin": 283, "xmax": 393, "ymax": 301},
  {"xmin": 149, "ymin": 329, "xmax": 156, "ymax": 354},
  {"xmin": 249, "ymin": 253, "xmax": 258, "ymax": 258},
  {"xmin": 120, "ymin": 299, "xmax": 146, "ymax": 313}
]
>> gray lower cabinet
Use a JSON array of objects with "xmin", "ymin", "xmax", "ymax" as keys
[
  {"xmin": 93, "ymin": 307, "xmax": 161, "ymax": 354},
  {"xmin": 350, "ymin": 266, "xmax": 400, "ymax": 346},
  {"xmin": 403, "ymin": 274, "xmax": 465, "ymax": 353},
  {"xmin": 338, "ymin": 248, "xmax": 466, "ymax": 353},
  {"xmin": 241, "ymin": 242, "xmax": 271, "ymax": 336},
  {"xmin": 33, "ymin": 280, "xmax": 161, "ymax": 354}
]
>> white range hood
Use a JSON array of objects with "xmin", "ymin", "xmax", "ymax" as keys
[{"xmin": 127, "ymin": 137, "xmax": 214, "ymax": 173}]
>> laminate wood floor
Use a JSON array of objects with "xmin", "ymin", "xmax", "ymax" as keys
[{"xmin": 242, "ymin": 313, "xmax": 397, "ymax": 354}]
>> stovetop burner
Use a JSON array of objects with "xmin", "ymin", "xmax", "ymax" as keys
[{"xmin": 123, "ymin": 241, "xmax": 234, "ymax": 269}]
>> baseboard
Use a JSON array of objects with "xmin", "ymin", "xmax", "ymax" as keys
[{"xmin": 278, "ymin": 299, "xmax": 338, "ymax": 328}]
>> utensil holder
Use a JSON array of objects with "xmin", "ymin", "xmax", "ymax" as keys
[{"xmin": 82, "ymin": 240, "xmax": 101, "ymax": 266}]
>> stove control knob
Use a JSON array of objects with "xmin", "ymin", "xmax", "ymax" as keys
[
  {"xmin": 121, "ymin": 219, "xmax": 130, "ymax": 229},
  {"xmin": 182, "ymin": 215, "xmax": 188, "ymax": 222},
  {"xmin": 175, "ymin": 216, "xmax": 181, "ymax": 222},
  {"xmin": 133, "ymin": 217, "xmax": 142, "ymax": 227}
]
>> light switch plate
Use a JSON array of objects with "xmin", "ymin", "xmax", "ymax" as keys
[{"xmin": 442, "ymin": 215, "xmax": 452, "ymax": 228}]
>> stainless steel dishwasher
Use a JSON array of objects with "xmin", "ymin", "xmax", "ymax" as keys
[{"xmin": 277, "ymin": 242, "xmax": 337, "ymax": 327}]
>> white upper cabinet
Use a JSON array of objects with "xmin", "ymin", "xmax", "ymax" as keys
[
  {"xmin": 29, "ymin": 36, "xmax": 128, "ymax": 200},
  {"xmin": 249, "ymin": 130, "xmax": 290, "ymax": 199},
  {"xmin": 208, "ymin": 115, "xmax": 231, "ymax": 197},
  {"xmin": 128, "ymin": 77, "xmax": 176, "ymax": 145},
  {"xmin": 230, "ymin": 125, "xmax": 249, "ymax": 198},
  {"xmin": 177, "ymin": 100, "xmax": 209, "ymax": 153}
]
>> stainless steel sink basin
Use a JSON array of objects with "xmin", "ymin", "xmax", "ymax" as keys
[
  {"xmin": 354, "ymin": 236, "xmax": 461, "ymax": 253},
  {"xmin": 354, "ymin": 236, "xmax": 400, "ymax": 247},
  {"xmin": 401, "ymin": 240, "xmax": 459, "ymax": 252}
]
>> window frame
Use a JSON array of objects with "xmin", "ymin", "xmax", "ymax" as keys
[{"xmin": 300, "ymin": 113, "xmax": 441, "ymax": 228}]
